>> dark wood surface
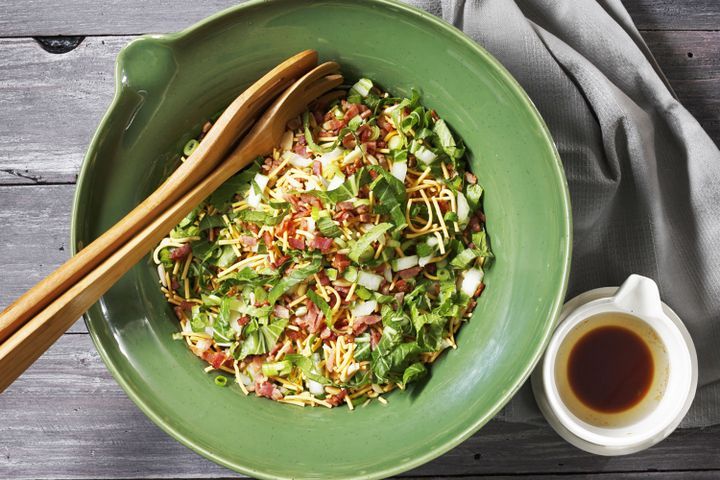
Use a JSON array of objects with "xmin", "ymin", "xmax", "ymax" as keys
[{"xmin": 0, "ymin": 1, "xmax": 718, "ymax": 479}]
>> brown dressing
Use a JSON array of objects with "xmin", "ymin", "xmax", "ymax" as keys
[{"xmin": 567, "ymin": 325, "xmax": 654, "ymax": 414}]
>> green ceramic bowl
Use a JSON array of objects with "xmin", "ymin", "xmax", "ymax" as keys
[{"xmin": 72, "ymin": 1, "xmax": 571, "ymax": 478}]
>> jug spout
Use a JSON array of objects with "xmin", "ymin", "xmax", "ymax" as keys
[{"xmin": 612, "ymin": 274, "xmax": 665, "ymax": 319}]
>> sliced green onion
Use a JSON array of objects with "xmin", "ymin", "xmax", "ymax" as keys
[
  {"xmin": 214, "ymin": 375, "xmax": 228, "ymax": 387},
  {"xmin": 183, "ymin": 139, "xmax": 199, "ymax": 156},
  {"xmin": 437, "ymin": 268, "xmax": 451, "ymax": 282}
]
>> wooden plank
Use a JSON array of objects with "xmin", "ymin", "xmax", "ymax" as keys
[
  {"xmin": 0, "ymin": 37, "xmax": 124, "ymax": 185},
  {"xmin": 642, "ymin": 30, "xmax": 720, "ymax": 144},
  {"xmin": 0, "ymin": 184, "xmax": 85, "ymax": 333},
  {"xmin": 2, "ymin": 334, "xmax": 720, "ymax": 479},
  {"xmin": 0, "ymin": 1, "xmax": 240, "ymax": 36},
  {"xmin": 625, "ymin": 0, "xmax": 720, "ymax": 31},
  {"xmin": 414, "ymin": 474, "xmax": 720, "ymax": 479},
  {"xmin": 0, "ymin": 31, "xmax": 718, "ymax": 185},
  {"xmin": 0, "ymin": 1, "xmax": 717, "ymax": 36}
]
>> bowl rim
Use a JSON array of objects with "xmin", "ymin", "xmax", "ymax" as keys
[{"xmin": 71, "ymin": 0, "xmax": 573, "ymax": 478}]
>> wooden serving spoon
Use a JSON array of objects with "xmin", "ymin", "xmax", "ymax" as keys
[
  {"xmin": 0, "ymin": 49, "xmax": 319, "ymax": 345},
  {"xmin": 0, "ymin": 66, "xmax": 344, "ymax": 392}
]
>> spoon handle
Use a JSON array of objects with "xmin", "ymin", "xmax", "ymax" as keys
[{"xmin": 0, "ymin": 50, "xmax": 317, "ymax": 344}]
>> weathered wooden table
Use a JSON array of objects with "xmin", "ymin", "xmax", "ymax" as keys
[{"xmin": 1, "ymin": 1, "xmax": 718, "ymax": 478}]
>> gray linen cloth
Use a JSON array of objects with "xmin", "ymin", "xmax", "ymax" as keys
[{"xmin": 403, "ymin": 0, "xmax": 720, "ymax": 428}]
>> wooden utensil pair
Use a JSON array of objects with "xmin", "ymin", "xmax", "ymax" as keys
[{"xmin": 0, "ymin": 49, "xmax": 343, "ymax": 392}]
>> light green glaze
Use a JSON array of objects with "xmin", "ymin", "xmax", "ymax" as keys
[{"xmin": 71, "ymin": 1, "xmax": 571, "ymax": 478}]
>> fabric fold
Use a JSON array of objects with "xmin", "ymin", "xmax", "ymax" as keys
[{"xmin": 403, "ymin": 0, "xmax": 720, "ymax": 428}]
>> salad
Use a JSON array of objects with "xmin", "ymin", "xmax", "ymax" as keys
[{"xmin": 153, "ymin": 78, "xmax": 492, "ymax": 408}]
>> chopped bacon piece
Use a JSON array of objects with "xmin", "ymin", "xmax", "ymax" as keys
[
  {"xmin": 285, "ymin": 329, "xmax": 303, "ymax": 341},
  {"xmin": 337, "ymin": 201, "xmax": 355, "ymax": 211},
  {"xmin": 326, "ymin": 389, "xmax": 348, "ymax": 406},
  {"xmin": 170, "ymin": 278, "xmax": 180, "ymax": 290},
  {"xmin": 342, "ymin": 133, "xmax": 356, "ymax": 149},
  {"xmin": 393, "ymin": 279, "xmax": 412, "ymax": 293},
  {"xmin": 262, "ymin": 230, "xmax": 273, "ymax": 247},
  {"xmin": 370, "ymin": 328, "xmax": 382, "ymax": 348},
  {"xmin": 325, "ymin": 118, "xmax": 345, "ymax": 131},
  {"xmin": 288, "ymin": 236, "xmax": 305, "ymax": 250},
  {"xmin": 364, "ymin": 141, "xmax": 377, "ymax": 154},
  {"xmin": 293, "ymin": 142, "xmax": 308, "ymax": 157},
  {"xmin": 273, "ymin": 304, "xmax": 290, "ymax": 319},
  {"xmin": 378, "ymin": 116, "xmax": 393, "ymax": 132},
  {"xmin": 173, "ymin": 306, "xmax": 186, "ymax": 321},
  {"xmin": 301, "ymin": 300, "xmax": 324, "ymax": 334},
  {"xmin": 352, "ymin": 315, "xmax": 382, "ymax": 335},
  {"xmin": 247, "ymin": 223, "xmax": 259, "ymax": 234},
  {"xmin": 237, "ymin": 315, "xmax": 250, "ymax": 326},
  {"xmin": 316, "ymin": 270, "xmax": 330, "ymax": 286},
  {"xmin": 272, "ymin": 254, "xmax": 290, "ymax": 268},
  {"xmin": 299, "ymin": 193, "xmax": 322, "ymax": 209},
  {"xmin": 465, "ymin": 171, "xmax": 478, "ymax": 184},
  {"xmin": 333, "ymin": 285, "xmax": 350, "ymax": 297},
  {"xmin": 256, "ymin": 381, "xmax": 283, "ymax": 400},
  {"xmin": 170, "ymin": 243, "xmax": 191, "ymax": 261},
  {"xmin": 344, "ymin": 103, "xmax": 359, "ymax": 121},
  {"xmin": 320, "ymin": 327, "xmax": 335, "ymax": 340},
  {"xmin": 358, "ymin": 213, "xmax": 372, "ymax": 223},
  {"xmin": 334, "ymin": 210, "xmax": 352, "ymax": 222},
  {"xmin": 178, "ymin": 300, "xmax": 193, "ymax": 311},
  {"xmin": 239, "ymin": 235, "xmax": 258, "ymax": 247},
  {"xmin": 331, "ymin": 253, "xmax": 351, "ymax": 273},
  {"xmin": 312, "ymin": 160, "xmax": 322, "ymax": 177},
  {"xmin": 310, "ymin": 235, "xmax": 334, "ymax": 253},
  {"xmin": 202, "ymin": 350, "xmax": 227, "ymax": 369},
  {"xmin": 468, "ymin": 213, "xmax": 483, "ymax": 233},
  {"xmin": 398, "ymin": 266, "xmax": 422, "ymax": 280},
  {"xmin": 357, "ymin": 124, "xmax": 372, "ymax": 141},
  {"xmin": 269, "ymin": 342, "xmax": 284, "ymax": 357}
]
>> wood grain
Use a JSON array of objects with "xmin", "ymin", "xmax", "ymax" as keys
[
  {"xmin": 0, "ymin": 37, "xmax": 124, "ymax": 185},
  {"xmin": 1, "ymin": 333, "xmax": 719, "ymax": 479},
  {"xmin": 625, "ymin": 0, "xmax": 720, "ymax": 31},
  {"xmin": 0, "ymin": 0, "xmax": 718, "ymax": 478},
  {"xmin": 0, "ymin": 31, "xmax": 718, "ymax": 186},
  {"xmin": 0, "ymin": 49, "xmax": 320, "ymax": 348},
  {"xmin": 0, "ymin": 184, "xmax": 84, "ymax": 334},
  {"xmin": 0, "ymin": 0, "xmax": 718, "ymax": 35}
]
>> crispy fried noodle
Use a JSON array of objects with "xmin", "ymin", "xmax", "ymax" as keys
[{"xmin": 154, "ymin": 78, "xmax": 493, "ymax": 408}]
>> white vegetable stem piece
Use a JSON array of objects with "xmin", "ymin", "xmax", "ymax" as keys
[
  {"xmin": 392, "ymin": 255, "xmax": 419, "ymax": 272},
  {"xmin": 351, "ymin": 300, "xmax": 378, "ymax": 318},
  {"xmin": 247, "ymin": 173, "xmax": 269, "ymax": 208},
  {"xmin": 461, "ymin": 268, "xmax": 484, "ymax": 296},
  {"xmin": 357, "ymin": 271, "xmax": 383, "ymax": 291}
]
